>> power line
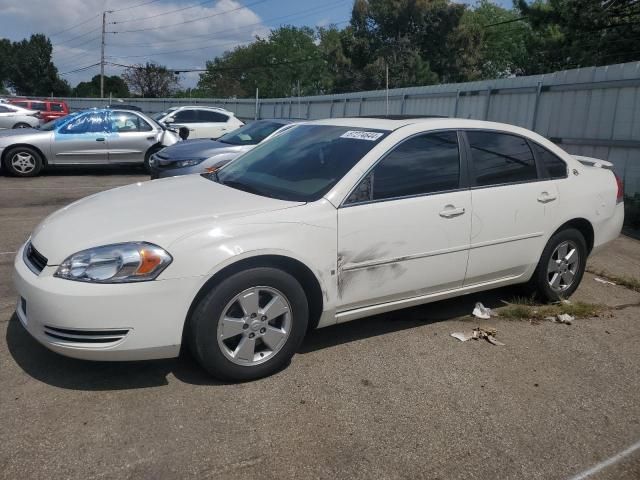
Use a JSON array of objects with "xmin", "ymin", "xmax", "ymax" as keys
[
  {"xmin": 111, "ymin": 0, "xmax": 269, "ymax": 33},
  {"xmin": 59, "ymin": 63, "xmax": 101, "ymax": 76},
  {"xmin": 49, "ymin": 14, "xmax": 101, "ymax": 37},
  {"xmin": 110, "ymin": 0, "xmax": 164, "ymax": 13},
  {"xmin": 108, "ymin": 0, "xmax": 348, "ymax": 48},
  {"xmin": 52, "ymin": 27, "xmax": 101, "ymax": 47},
  {"xmin": 483, "ymin": 16, "xmax": 526, "ymax": 28},
  {"xmin": 107, "ymin": 56, "xmax": 324, "ymax": 73},
  {"xmin": 112, "ymin": 0, "xmax": 216, "ymax": 24}
]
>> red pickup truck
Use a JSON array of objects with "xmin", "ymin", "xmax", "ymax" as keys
[{"xmin": 8, "ymin": 99, "xmax": 69, "ymax": 122}]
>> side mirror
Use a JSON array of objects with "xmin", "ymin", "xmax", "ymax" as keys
[{"xmin": 165, "ymin": 116, "xmax": 175, "ymax": 124}]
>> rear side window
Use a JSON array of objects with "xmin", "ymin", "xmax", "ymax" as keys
[
  {"xmin": 531, "ymin": 143, "xmax": 567, "ymax": 179},
  {"xmin": 0, "ymin": 105, "xmax": 10, "ymax": 112},
  {"xmin": 467, "ymin": 131, "xmax": 537, "ymax": 186},
  {"xmin": 346, "ymin": 131, "xmax": 460, "ymax": 204},
  {"xmin": 199, "ymin": 110, "xmax": 229, "ymax": 122}
]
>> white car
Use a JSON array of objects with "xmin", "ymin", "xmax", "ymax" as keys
[
  {"xmin": 13, "ymin": 118, "xmax": 624, "ymax": 381},
  {"xmin": 153, "ymin": 106, "xmax": 244, "ymax": 139},
  {"xmin": 0, "ymin": 103, "xmax": 41, "ymax": 129}
]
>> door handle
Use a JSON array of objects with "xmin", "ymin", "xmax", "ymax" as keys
[
  {"xmin": 439, "ymin": 206, "xmax": 466, "ymax": 218},
  {"xmin": 537, "ymin": 192, "xmax": 558, "ymax": 203},
  {"xmin": 146, "ymin": 136, "xmax": 156, "ymax": 140},
  {"xmin": 95, "ymin": 138, "xmax": 105, "ymax": 142}
]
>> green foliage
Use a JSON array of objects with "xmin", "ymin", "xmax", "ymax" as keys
[
  {"xmin": 2, "ymin": 34, "xmax": 69, "ymax": 96},
  {"xmin": 198, "ymin": 26, "xmax": 332, "ymax": 98},
  {"xmin": 74, "ymin": 75, "xmax": 130, "ymax": 98},
  {"xmin": 514, "ymin": 0, "xmax": 640, "ymax": 74}
]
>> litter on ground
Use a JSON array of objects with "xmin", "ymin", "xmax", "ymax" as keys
[
  {"xmin": 544, "ymin": 313, "xmax": 574, "ymax": 325},
  {"xmin": 472, "ymin": 302, "xmax": 496, "ymax": 319},
  {"xmin": 450, "ymin": 327, "xmax": 505, "ymax": 346},
  {"xmin": 594, "ymin": 277, "xmax": 616, "ymax": 286}
]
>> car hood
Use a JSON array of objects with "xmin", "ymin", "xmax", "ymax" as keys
[
  {"xmin": 30, "ymin": 174, "xmax": 303, "ymax": 264},
  {"xmin": 157, "ymin": 139, "xmax": 246, "ymax": 161}
]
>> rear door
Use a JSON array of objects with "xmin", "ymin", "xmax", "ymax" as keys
[
  {"xmin": 50, "ymin": 111, "xmax": 110, "ymax": 164},
  {"xmin": 107, "ymin": 111, "xmax": 157, "ymax": 164},
  {"xmin": 463, "ymin": 130, "xmax": 559, "ymax": 286},
  {"xmin": 0, "ymin": 105, "xmax": 17, "ymax": 128},
  {"xmin": 170, "ymin": 108, "xmax": 199, "ymax": 137},
  {"xmin": 195, "ymin": 110, "xmax": 230, "ymax": 138}
]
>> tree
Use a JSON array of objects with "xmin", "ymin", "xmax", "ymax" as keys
[
  {"xmin": 462, "ymin": 0, "xmax": 530, "ymax": 79},
  {"xmin": 74, "ymin": 75, "xmax": 130, "ymax": 98},
  {"xmin": 198, "ymin": 26, "xmax": 331, "ymax": 98},
  {"xmin": 0, "ymin": 38, "xmax": 12, "ymax": 91},
  {"xmin": 7, "ymin": 34, "xmax": 68, "ymax": 96},
  {"xmin": 515, "ymin": 0, "xmax": 640, "ymax": 74},
  {"xmin": 122, "ymin": 63, "xmax": 179, "ymax": 97}
]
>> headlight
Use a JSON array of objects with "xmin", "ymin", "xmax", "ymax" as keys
[
  {"xmin": 174, "ymin": 157, "xmax": 207, "ymax": 168},
  {"xmin": 54, "ymin": 242, "xmax": 172, "ymax": 283}
]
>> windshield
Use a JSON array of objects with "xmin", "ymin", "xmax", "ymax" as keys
[
  {"xmin": 153, "ymin": 111, "xmax": 168, "ymax": 121},
  {"xmin": 218, "ymin": 121, "xmax": 287, "ymax": 146},
  {"xmin": 39, "ymin": 112, "xmax": 79, "ymax": 131},
  {"xmin": 211, "ymin": 124, "xmax": 389, "ymax": 202}
]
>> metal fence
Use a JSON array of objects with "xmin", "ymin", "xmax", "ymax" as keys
[{"xmin": 60, "ymin": 61, "xmax": 640, "ymax": 197}]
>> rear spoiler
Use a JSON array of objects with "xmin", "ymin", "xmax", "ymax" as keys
[{"xmin": 573, "ymin": 155, "xmax": 614, "ymax": 170}]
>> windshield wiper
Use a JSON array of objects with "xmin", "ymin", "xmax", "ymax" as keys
[{"xmin": 221, "ymin": 180, "xmax": 265, "ymax": 197}]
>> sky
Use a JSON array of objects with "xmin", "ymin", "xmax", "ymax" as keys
[{"xmin": 0, "ymin": 0, "xmax": 512, "ymax": 90}]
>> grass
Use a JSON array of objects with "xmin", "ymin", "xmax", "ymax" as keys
[
  {"xmin": 498, "ymin": 296, "xmax": 606, "ymax": 321},
  {"xmin": 587, "ymin": 269, "xmax": 640, "ymax": 293}
]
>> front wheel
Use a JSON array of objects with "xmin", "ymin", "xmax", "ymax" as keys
[
  {"xmin": 3, "ymin": 146, "xmax": 44, "ymax": 177},
  {"xmin": 144, "ymin": 145, "xmax": 162, "ymax": 173},
  {"xmin": 527, "ymin": 228, "xmax": 587, "ymax": 302},
  {"xmin": 189, "ymin": 267, "xmax": 309, "ymax": 381},
  {"xmin": 12, "ymin": 122, "xmax": 32, "ymax": 129}
]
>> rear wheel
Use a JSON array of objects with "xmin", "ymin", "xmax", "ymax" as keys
[
  {"xmin": 4, "ymin": 146, "xmax": 43, "ymax": 177},
  {"xmin": 526, "ymin": 228, "xmax": 587, "ymax": 302},
  {"xmin": 189, "ymin": 267, "xmax": 309, "ymax": 381},
  {"xmin": 12, "ymin": 122, "xmax": 31, "ymax": 129}
]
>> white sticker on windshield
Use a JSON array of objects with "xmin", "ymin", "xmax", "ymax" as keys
[{"xmin": 340, "ymin": 130, "xmax": 384, "ymax": 141}]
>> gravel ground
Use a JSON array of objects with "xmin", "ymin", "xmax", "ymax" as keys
[{"xmin": 1, "ymin": 169, "xmax": 639, "ymax": 480}]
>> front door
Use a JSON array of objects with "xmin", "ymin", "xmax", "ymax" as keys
[
  {"xmin": 337, "ymin": 131, "xmax": 472, "ymax": 312},
  {"xmin": 463, "ymin": 130, "xmax": 559, "ymax": 285},
  {"xmin": 51, "ymin": 111, "xmax": 109, "ymax": 165},
  {"xmin": 107, "ymin": 111, "xmax": 157, "ymax": 164}
]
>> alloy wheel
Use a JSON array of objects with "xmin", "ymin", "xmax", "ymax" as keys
[
  {"xmin": 11, "ymin": 152, "xmax": 36, "ymax": 174},
  {"xmin": 547, "ymin": 240, "xmax": 580, "ymax": 293},
  {"xmin": 217, "ymin": 286, "xmax": 292, "ymax": 366}
]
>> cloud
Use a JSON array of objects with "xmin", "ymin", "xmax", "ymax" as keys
[{"xmin": 0, "ymin": 0, "xmax": 269, "ymax": 88}]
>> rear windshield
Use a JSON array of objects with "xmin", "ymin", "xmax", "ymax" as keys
[
  {"xmin": 210, "ymin": 124, "xmax": 389, "ymax": 202},
  {"xmin": 218, "ymin": 121, "xmax": 287, "ymax": 146}
]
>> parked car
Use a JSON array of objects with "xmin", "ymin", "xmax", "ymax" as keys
[
  {"xmin": 0, "ymin": 109, "xmax": 177, "ymax": 176},
  {"xmin": 106, "ymin": 104, "xmax": 142, "ymax": 112},
  {"xmin": 149, "ymin": 119, "xmax": 294, "ymax": 179},
  {"xmin": 13, "ymin": 118, "xmax": 623, "ymax": 380},
  {"xmin": 0, "ymin": 103, "xmax": 41, "ymax": 129},
  {"xmin": 8, "ymin": 98, "xmax": 69, "ymax": 122},
  {"xmin": 153, "ymin": 106, "xmax": 244, "ymax": 139}
]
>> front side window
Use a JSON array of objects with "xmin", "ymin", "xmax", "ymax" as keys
[
  {"xmin": 531, "ymin": 143, "xmax": 567, "ymax": 179},
  {"xmin": 31, "ymin": 102, "xmax": 46, "ymax": 111},
  {"xmin": 218, "ymin": 121, "xmax": 286, "ymax": 146},
  {"xmin": 173, "ymin": 109, "xmax": 198, "ymax": 123},
  {"xmin": 199, "ymin": 110, "xmax": 229, "ymax": 123},
  {"xmin": 110, "ymin": 111, "xmax": 152, "ymax": 132},
  {"xmin": 346, "ymin": 131, "xmax": 460, "ymax": 204},
  {"xmin": 58, "ymin": 112, "xmax": 108, "ymax": 134},
  {"xmin": 213, "ymin": 125, "xmax": 389, "ymax": 202},
  {"xmin": 467, "ymin": 131, "xmax": 537, "ymax": 186},
  {"xmin": 0, "ymin": 105, "xmax": 10, "ymax": 113},
  {"xmin": 13, "ymin": 101, "xmax": 29, "ymax": 109}
]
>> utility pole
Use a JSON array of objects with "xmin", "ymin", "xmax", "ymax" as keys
[
  {"xmin": 385, "ymin": 62, "xmax": 389, "ymax": 116},
  {"xmin": 100, "ymin": 11, "xmax": 113, "ymax": 100}
]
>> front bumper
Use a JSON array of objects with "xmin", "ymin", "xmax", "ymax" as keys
[{"xmin": 13, "ymin": 243, "xmax": 204, "ymax": 361}]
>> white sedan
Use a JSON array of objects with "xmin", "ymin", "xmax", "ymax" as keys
[{"xmin": 13, "ymin": 118, "xmax": 624, "ymax": 380}]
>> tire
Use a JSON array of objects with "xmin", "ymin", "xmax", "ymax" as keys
[
  {"xmin": 189, "ymin": 267, "xmax": 309, "ymax": 381},
  {"xmin": 526, "ymin": 228, "xmax": 587, "ymax": 302},
  {"xmin": 12, "ymin": 122, "xmax": 31, "ymax": 129},
  {"xmin": 3, "ymin": 146, "xmax": 44, "ymax": 177},
  {"xmin": 144, "ymin": 145, "xmax": 162, "ymax": 173}
]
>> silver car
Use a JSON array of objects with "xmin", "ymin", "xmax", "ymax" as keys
[
  {"xmin": 0, "ymin": 103, "xmax": 41, "ymax": 129},
  {"xmin": 149, "ymin": 119, "xmax": 294, "ymax": 179},
  {"xmin": 0, "ymin": 109, "xmax": 178, "ymax": 177}
]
